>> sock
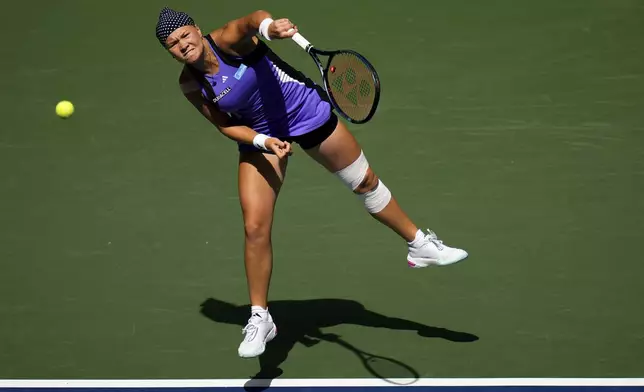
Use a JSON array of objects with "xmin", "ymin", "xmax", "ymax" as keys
[
  {"xmin": 407, "ymin": 229, "xmax": 426, "ymax": 248},
  {"xmin": 251, "ymin": 305, "xmax": 269, "ymax": 319}
]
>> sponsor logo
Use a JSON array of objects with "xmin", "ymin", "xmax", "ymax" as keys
[
  {"xmin": 234, "ymin": 64, "xmax": 248, "ymax": 80},
  {"xmin": 212, "ymin": 86, "xmax": 232, "ymax": 104}
]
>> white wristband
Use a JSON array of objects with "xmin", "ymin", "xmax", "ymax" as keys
[
  {"xmin": 258, "ymin": 18, "xmax": 274, "ymax": 41},
  {"xmin": 253, "ymin": 134, "xmax": 270, "ymax": 151}
]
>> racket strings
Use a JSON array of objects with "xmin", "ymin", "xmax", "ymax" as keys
[{"xmin": 326, "ymin": 52, "xmax": 377, "ymax": 122}]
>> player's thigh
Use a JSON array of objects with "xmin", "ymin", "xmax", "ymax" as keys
[
  {"xmin": 304, "ymin": 120, "xmax": 363, "ymax": 173},
  {"xmin": 238, "ymin": 151, "xmax": 288, "ymax": 223}
]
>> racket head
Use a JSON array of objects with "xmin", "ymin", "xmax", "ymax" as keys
[
  {"xmin": 315, "ymin": 49, "xmax": 381, "ymax": 124},
  {"xmin": 363, "ymin": 354, "xmax": 419, "ymax": 385}
]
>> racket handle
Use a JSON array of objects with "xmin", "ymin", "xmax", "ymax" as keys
[{"xmin": 291, "ymin": 32, "xmax": 312, "ymax": 51}]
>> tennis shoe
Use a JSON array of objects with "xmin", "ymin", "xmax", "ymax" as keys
[
  {"xmin": 238, "ymin": 311, "xmax": 277, "ymax": 358},
  {"xmin": 407, "ymin": 229, "xmax": 468, "ymax": 268}
]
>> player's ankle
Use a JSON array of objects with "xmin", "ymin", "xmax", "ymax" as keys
[
  {"xmin": 407, "ymin": 229, "xmax": 426, "ymax": 248},
  {"xmin": 251, "ymin": 305, "xmax": 269, "ymax": 318}
]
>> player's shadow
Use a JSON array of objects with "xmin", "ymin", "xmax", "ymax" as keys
[{"xmin": 199, "ymin": 298, "xmax": 478, "ymax": 391}]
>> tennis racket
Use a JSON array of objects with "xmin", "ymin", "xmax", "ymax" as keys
[
  {"xmin": 290, "ymin": 32, "xmax": 380, "ymax": 124},
  {"xmin": 356, "ymin": 348, "xmax": 420, "ymax": 385},
  {"xmin": 320, "ymin": 333, "xmax": 419, "ymax": 385}
]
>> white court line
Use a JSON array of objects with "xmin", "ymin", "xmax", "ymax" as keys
[{"xmin": 0, "ymin": 379, "xmax": 643, "ymax": 388}]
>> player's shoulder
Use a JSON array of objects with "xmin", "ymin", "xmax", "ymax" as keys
[{"xmin": 209, "ymin": 25, "xmax": 261, "ymax": 57}]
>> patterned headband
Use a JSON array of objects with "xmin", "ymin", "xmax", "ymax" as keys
[{"xmin": 156, "ymin": 7, "xmax": 195, "ymax": 46}]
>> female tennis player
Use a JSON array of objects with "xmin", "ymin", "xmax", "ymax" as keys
[{"xmin": 155, "ymin": 7, "xmax": 468, "ymax": 358}]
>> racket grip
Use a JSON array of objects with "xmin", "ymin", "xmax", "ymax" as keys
[{"xmin": 291, "ymin": 32, "xmax": 312, "ymax": 51}]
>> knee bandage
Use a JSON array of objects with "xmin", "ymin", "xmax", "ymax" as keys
[
  {"xmin": 358, "ymin": 180, "xmax": 392, "ymax": 214},
  {"xmin": 334, "ymin": 151, "xmax": 369, "ymax": 191},
  {"xmin": 334, "ymin": 151, "xmax": 392, "ymax": 214}
]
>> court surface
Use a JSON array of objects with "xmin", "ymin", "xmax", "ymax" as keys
[{"xmin": 1, "ymin": 0, "xmax": 643, "ymax": 389}]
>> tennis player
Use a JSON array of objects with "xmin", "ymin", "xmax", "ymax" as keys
[{"xmin": 155, "ymin": 7, "xmax": 469, "ymax": 358}]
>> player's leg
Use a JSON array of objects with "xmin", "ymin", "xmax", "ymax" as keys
[
  {"xmin": 236, "ymin": 149, "xmax": 286, "ymax": 358},
  {"xmin": 295, "ymin": 115, "xmax": 418, "ymax": 241},
  {"xmin": 303, "ymin": 115, "xmax": 468, "ymax": 267}
]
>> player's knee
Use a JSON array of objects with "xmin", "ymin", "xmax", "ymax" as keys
[
  {"xmin": 333, "ymin": 151, "xmax": 392, "ymax": 214},
  {"xmin": 243, "ymin": 219, "xmax": 271, "ymax": 245},
  {"xmin": 358, "ymin": 179, "xmax": 392, "ymax": 214},
  {"xmin": 354, "ymin": 168, "xmax": 379, "ymax": 194}
]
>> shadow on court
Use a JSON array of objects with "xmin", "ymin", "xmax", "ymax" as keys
[{"xmin": 199, "ymin": 298, "xmax": 479, "ymax": 390}]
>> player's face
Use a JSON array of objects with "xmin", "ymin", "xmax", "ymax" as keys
[{"xmin": 166, "ymin": 25, "xmax": 203, "ymax": 64}]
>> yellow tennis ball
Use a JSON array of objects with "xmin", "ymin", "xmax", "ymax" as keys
[{"xmin": 55, "ymin": 100, "xmax": 74, "ymax": 119}]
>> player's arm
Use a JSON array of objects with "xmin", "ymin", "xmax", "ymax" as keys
[
  {"xmin": 213, "ymin": 10, "xmax": 298, "ymax": 55},
  {"xmin": 179, "ymin": 71, "xmax": 291, "ymax": 157},
  {"xmin": 180, "ymin": 76, "xmax": 256, "ymax": 144}
]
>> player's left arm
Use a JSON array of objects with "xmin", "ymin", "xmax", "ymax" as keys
[{"xmin": 212, "ymin": 10, "xmax": 298, "ymax": 55}]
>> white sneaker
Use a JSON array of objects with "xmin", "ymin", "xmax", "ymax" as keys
[
  {"xmin": 407, "ymin": 229, "xmax": 468, "ymax": 268},
  {"xmin": 238, "ymin": 311, "xmax": 277, "ymax": 358}
]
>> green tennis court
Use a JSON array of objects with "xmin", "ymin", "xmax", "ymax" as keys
[{"xmin": 1, "ymin": 0, "xmax": 643, "ymax": 381}]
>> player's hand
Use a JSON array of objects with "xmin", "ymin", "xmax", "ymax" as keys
[
  {"xmin": 268, "ymin": 18, "xmax": 298, "ymax": 39},
  {"xmin": 266, "ymin": 137, "xmax": 292, "ymax": 158}
]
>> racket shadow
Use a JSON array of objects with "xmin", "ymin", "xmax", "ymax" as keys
[{"xmin": 199, "ymin": 297, "xmax": 478, "ymax": 390}]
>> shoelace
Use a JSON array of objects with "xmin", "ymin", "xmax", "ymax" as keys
[
  {"xmin": 425, "ymin": 229, "xmax": 444, "ymax": 250},
  {"xmin": 242, "ymin": 320, "xmax": 259, "ymax": 342},
  {"xmin": 241, "ymin": 317, "xmax": 261, "ymax": 342}
]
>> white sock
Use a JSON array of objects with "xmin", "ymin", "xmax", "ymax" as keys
[
  {"xmin": 251, "ymin": 305, "xmax": 269, "ymax": 319},
  {"xmin": 407, "ymin": 229, "xmax": 426, "ymax": 248}
]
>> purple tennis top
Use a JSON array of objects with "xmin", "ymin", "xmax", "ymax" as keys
[{"xmin": 197, "ymin": 36, "xmax": 331, "ymax": 138}]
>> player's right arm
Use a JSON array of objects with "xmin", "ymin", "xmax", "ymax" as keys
[{"xmin": 179, "ymin": 69, "xmax": 291, "ymax": 157}]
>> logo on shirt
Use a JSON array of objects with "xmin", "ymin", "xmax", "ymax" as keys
[
  {"xmin": 222, "ymin": 75, "xmax": 228, "ymax": 83},
  {"xmin": 234, "ymin": 64, "xmax": 248, "ymax": 80},
  {"xmin": 211, "ymin": 86, "xmax": 232, "ymax": 104}
]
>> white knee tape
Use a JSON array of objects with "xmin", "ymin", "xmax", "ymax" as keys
[
  {"xmin": 359, "ymin": 180, "xmax": 392, "ymax": 214},
  {"xmin": 334, "ymin": 151, "xmax": 369, "ymax": 191}
]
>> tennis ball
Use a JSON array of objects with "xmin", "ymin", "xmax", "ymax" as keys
[{"xmin": 55, "ymin": 100, "xmax": 74, "ymax": 119}]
